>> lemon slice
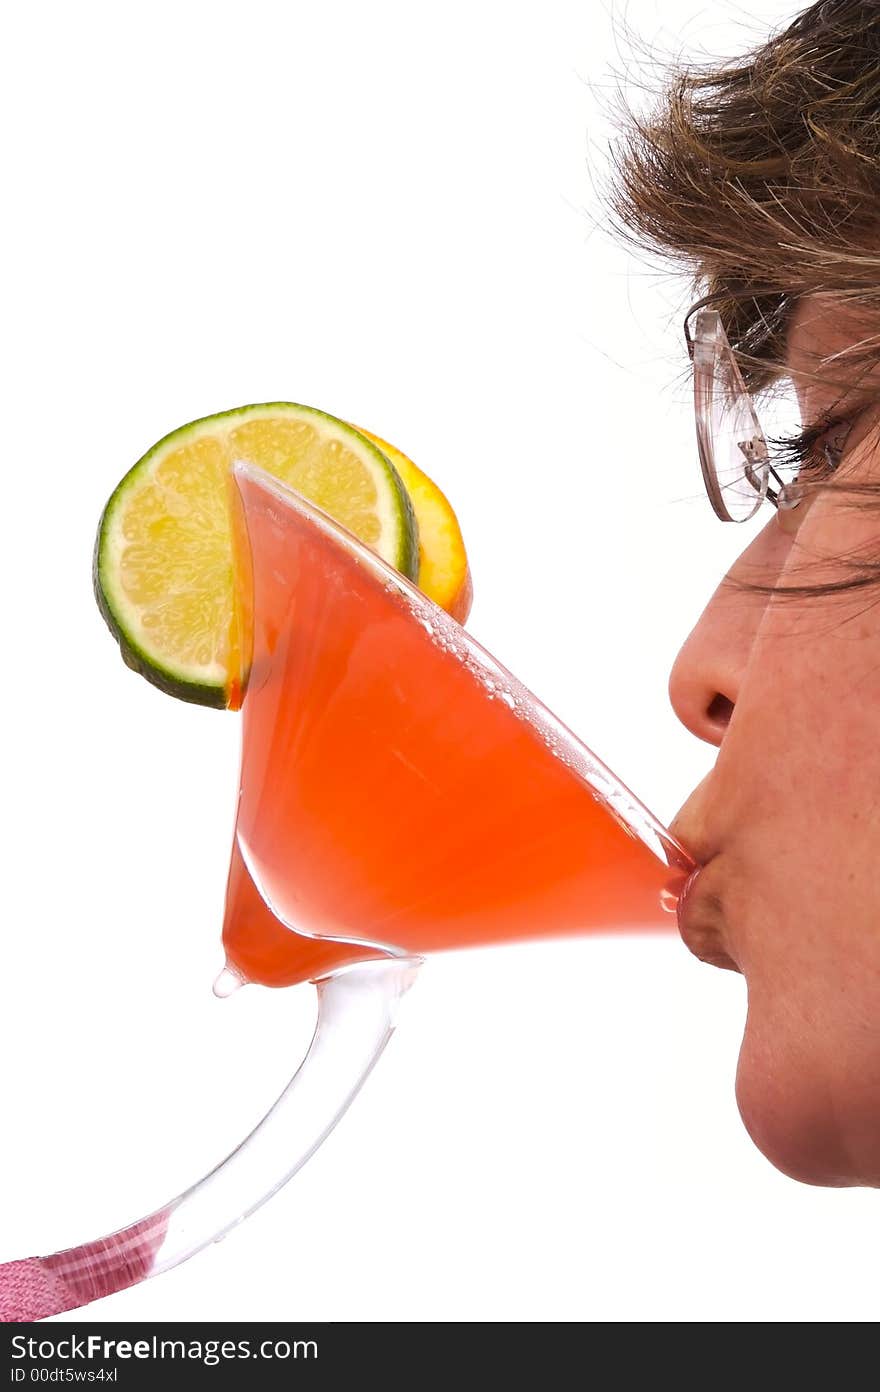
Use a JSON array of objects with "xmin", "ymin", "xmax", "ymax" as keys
[
  {"xmin": 94, "ymin": 404, "xmax": 419, "ymax": 708},
  {"xmin": 352, "ymin": 426, "xmax": 473, "ymax": 624}
]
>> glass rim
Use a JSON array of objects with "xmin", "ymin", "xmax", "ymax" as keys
[{"xmin": 232, "ymin": 459, "xmax": 695, "ymax": 879}]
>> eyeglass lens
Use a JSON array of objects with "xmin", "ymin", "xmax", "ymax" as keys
[{"xmin": 707, "ymin": 334, "xmax": 769, "ymax": 521}]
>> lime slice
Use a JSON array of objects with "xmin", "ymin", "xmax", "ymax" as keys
[{"xmin": 94, "ymin": 403, "xmax": 419, "ymax": 708}]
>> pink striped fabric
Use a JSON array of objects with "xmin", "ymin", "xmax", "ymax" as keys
[{"xmin": 0, "ymin": 1209, "xmax": 170, "ymax": 1322}]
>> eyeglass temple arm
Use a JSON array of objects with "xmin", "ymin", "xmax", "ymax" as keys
[{"xmin": 683, "ymin": 292, "xmax": 728, "ymax": 357}]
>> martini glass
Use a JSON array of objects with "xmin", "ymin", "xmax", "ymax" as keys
[{"xmin": 0, "ymin": 463, "xmax": 695, "ymax": 1322}]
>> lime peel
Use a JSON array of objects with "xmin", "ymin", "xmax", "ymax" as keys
[{"xmin": 94, "ymin": 403, "xmax": 419, "ymax": 708}]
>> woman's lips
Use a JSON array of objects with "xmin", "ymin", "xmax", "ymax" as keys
[
  {"xmin": 675, "ymin": 867, "xmax": 703, "ymax": 930},
  {"xmin": 676, "ymin": 860, "xmax": 741, "ymax": 973}
]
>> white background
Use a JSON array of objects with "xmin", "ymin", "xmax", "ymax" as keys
[{"xmin": 2, "ymin": 0, "xmax": 876, "ymax": 1324}]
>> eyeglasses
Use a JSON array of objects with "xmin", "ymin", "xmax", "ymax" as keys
[{"xmin": 685, "ymin": 304, "xmax": 808, "ymax": 528}]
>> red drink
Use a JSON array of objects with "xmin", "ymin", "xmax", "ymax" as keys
[{"xmin": 222, "ymin": 467, "xmax": 693, "ymax": 988}]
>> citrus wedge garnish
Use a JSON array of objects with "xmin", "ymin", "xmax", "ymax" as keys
[
  {"xmin": 94, "ymin": 404, "xmax": 419, "ymax": 708},
  {"xmin": 352, "ymin": 426, "xmax": 473, "ymax": 624}
]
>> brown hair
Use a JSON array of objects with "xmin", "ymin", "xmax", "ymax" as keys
[{"xmin": 607, "ymin": 0, "xmax": 880, "ymax": 601}]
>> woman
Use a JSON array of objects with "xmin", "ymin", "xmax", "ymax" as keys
[{"xmin": 611, "ymin": 0, "xmax": 880, "ymax": 1187}]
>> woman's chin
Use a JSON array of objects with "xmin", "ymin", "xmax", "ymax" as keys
[{"xmin": 735, "ymin": 1005, "xmax": 880, "ymax": 1189}]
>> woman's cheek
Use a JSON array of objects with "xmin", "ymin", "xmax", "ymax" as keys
[{"xmin": 727, "ymin": 487, "xmax": 880, "ymax": 1187}]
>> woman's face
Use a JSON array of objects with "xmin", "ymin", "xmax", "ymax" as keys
[{"xmin": 668, "ymin": 295, "xmax": 880, "ymax": 1187}]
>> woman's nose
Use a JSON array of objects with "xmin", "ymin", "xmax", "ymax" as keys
[
  {"xmin": 667, "ymin": 516, "xmax": 792, "ymax": 747},
  {"xmin": 671, "ymin": 629, "xmax": 740, "ymax": 746},
  {"xmin": 668, "ymin": 621, "xmax": 739, "ymax": 746}
]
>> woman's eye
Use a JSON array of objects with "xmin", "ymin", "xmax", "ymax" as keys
[
  {"xmin": 773, "ymin": 416, "xmax": 853, "ymax": 480},
  {"xmin": 812, "ymin": 424, "xmax": 850, "ymax": 474},
  {"xmin": 796, "ymin": 443, "xmax": 840, "ymax": 481}
]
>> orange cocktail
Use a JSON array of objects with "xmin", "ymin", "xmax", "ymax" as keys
[{"xmin": 222, "ymin": 465, "xmax": 692, "ymax": 988}]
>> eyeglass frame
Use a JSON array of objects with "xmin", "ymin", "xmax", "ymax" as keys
[{"xmin": 684, "ymin": 296, "xmax": 803, "ymax": 524}]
